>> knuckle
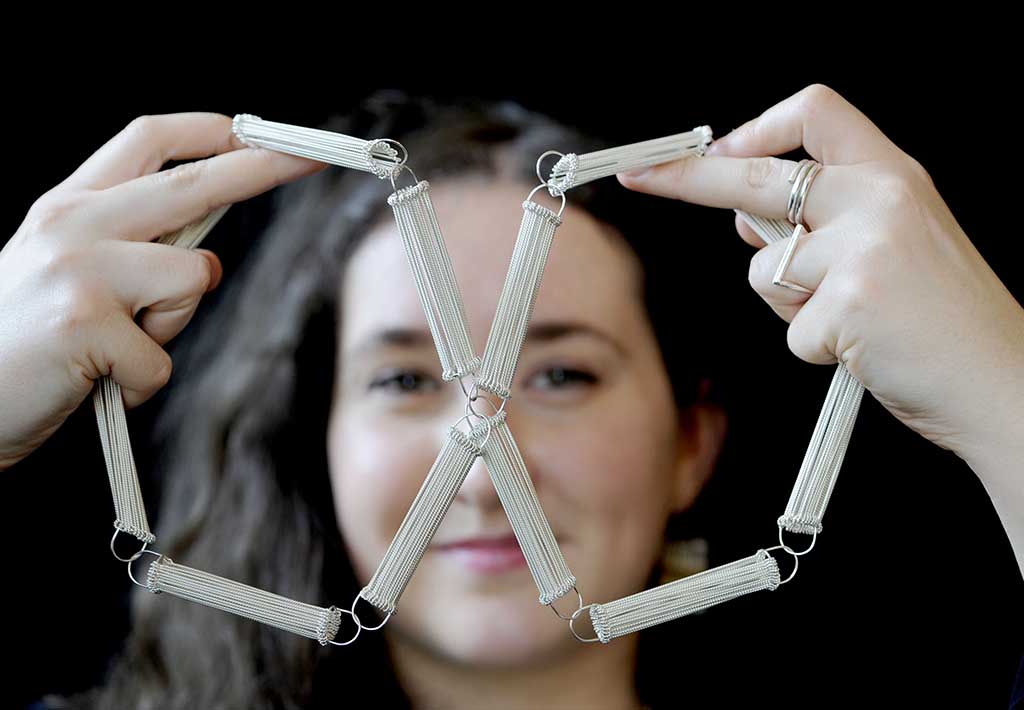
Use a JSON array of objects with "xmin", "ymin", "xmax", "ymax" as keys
[
  {"xmin": 785, "ymin": 319, "xmax": 814, "ymax": 363},
  {"xmin": 874, "ymin": 171, "xmax": 917, "ymax": 212},
  {"xmin": 802, "ymin": 83, "xmax": 839, "ymax": 106},
  {"xmin": 745, "ymin": 156, "xmax": 782, "ymax": 190},
  {"xmin": 51, "ymin": 282, "xmax": 109, "ymax": 341},
  {"xmin": 37, "ymin": 241, "xmax": 85, "ymax": 282},
  {"xmin": 834, "ymin": 254, "xmax": 884, "ymax": 317},
  {"xmin": 125, "ymin": 114, "xmax": 159, "ymax": 141},
  {"xmin": 157, "ymin": 159, "xmax": 206, "ymax": 191},
  {"xmin": 901, "ymin": 154, "xmax": 934, "ymax": 188},
  {"xmin": 799, "ymin": 84, "xmax": 843, "ymax": 122},
  {"xmin": 26, "ymin": 191, "xmax": 83, "ymax": 231}
]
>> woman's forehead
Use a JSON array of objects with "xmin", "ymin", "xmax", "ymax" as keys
[{"xmin": 340, "ymin": 179, "xmax": 641, "ymax": 344}]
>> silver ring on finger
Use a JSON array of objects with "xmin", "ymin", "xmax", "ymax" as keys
[
  {"xmin": 772, "ymin": 223, "xmax": 815, "ymax": 295},
  {"xmin": 787, "ymin": 158, "xmax": 822, "ymax": 228}
]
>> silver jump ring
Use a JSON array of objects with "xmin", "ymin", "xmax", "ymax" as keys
[
  {"xmin": 328, "ymin": 607, "xmax": 363, "ymax": 646},
  {"xmin": 389, "ymin": 163, "xmax": 420, "ymax": 193},
  {"xmin": 453, "ymin": 410, "xmax": 493, "ymax": 450},
  {"xmin": 526, "ymin": 183, "xmax": 567, "ymax": 221},
  {"xmin": 464, "ymin": 400, "xmax": 496, "ymax": 449},
  {"xmin": 771, "ymin": 223, "xmax": 814, "ymax": 295},
  {"xmin": 536, "ymin": 150, "xmax": 564, "ymax": 185},
  {"xmin": 778, "ymin": 525, "xmax": 818, "ymax": 556},
  {"xmin": 458, "ymin": 374, "xmax": 476, "ymax": 401},
  {"xmin": 569, "ymin": 603, "xmax": 601, "ymax": 643},
  {"xmin": 350, "ymin": 593, "xmax": 393, "ymax": 631},
  {"xmin": 127, "ymin": 548, "xmax": 164, "ymax": 589},
  {"xmin": 763, "ymin": 545, "xmax": 800, "ymax": 585},
  {"xmin": 548, "ymin": 585, "xmax": 584, "ymax": 621},
  {"xmin": 377, "ymin": 138, "xmax": 408, "ymax": 166},
  {"xmin": 786, "ymin": 159, "xmax": 822, "ymax": 228},
  {"xmin": 111, "ymin": 527, "xmax": 150, "ymax": 563},
  {"xmin": 466, "ymin": 388, "xmax": 507, "ymax": 420}
]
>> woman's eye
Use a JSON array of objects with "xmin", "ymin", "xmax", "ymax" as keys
[
  {"xmin": 531, "ymin": 366, "xmax": 597, "ymax": 389},
  {"xmin": 369, "ymin": 369, "xmax": 440, "ymax": 394}
]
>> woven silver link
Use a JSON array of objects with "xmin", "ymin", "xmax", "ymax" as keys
[
  {"xmin": 587, "ymin": 549, "xmax": 780, "ymax": 643},
  {"xmin": 476, "ymin": 197, "xmax": 563, "ymax": 400},
  {"xmin": 480, "ymin": 410, "xmax": 576, "ymax": 605},
  {"xmin": 359, "ymin": 420, "xmax": 488, "ymax": 614},
  {"xmin": 388, "ymin": 180, "xmax": 481, "ymax": 382},
  {"xmin": 144, "ymin": 554, "xmax": 345, "ymax": 645}
]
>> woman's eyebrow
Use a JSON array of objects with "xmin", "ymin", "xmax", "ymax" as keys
[{"xmin": 349, "ymin": 320, "xmax": 625, "ymax": 359}]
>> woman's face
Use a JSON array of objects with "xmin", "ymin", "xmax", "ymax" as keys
[{"xmin": 327, "ymin": 176, "xmax": 725, "ymax": 667}]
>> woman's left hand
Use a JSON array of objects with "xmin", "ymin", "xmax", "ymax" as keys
[{"xmin": 616, "ymin": 83, "xmax": 1024, "ymax": 468}]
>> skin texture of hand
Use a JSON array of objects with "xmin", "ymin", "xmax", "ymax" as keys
[
  {"xmin": 0, "ymin": 112, "xmax": 327, "ymax": 471},
  {"xmin": 616, "ymin": 83, "xmax": 1024, "ymax": 473}
]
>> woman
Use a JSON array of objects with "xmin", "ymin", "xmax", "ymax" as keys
[{"xmin": 4, "ymin": 87, "xmax": 1022, "ymax": 707}]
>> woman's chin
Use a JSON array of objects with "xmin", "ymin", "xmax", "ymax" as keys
[
  {"xmin": 401, "ymin": 594, "xmax": 574, "ymax": 668},
  {"xmin": 440, "ymin": 616, "xmax": 567, "ymax": 668}
]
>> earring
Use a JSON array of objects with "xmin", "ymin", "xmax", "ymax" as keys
[{"xmin": 657, "ymin": 537, "xmax": 709, "ymax": 585}]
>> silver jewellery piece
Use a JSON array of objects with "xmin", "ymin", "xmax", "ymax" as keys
[
  {"xmin": 544, "ymin": 126, "xmax": 713, "ymax": 196},
  {"xmin": 95, "ymin": 375, "xmax": 155, "ymax": 545},
  {"xmin": 475, "ymin": 184, "xmax": 565, "ymax": 400},
  {"xmin": 771, "ymin": 223, "xmax": 815, "ymax": 295},
  {"xmin": 787, "ymin": 158, "xmax": 822, "ymax": 228},
  {"xmin": 140, "ymin": 552, "xmax": 352, "ymax": 646},
  {"xmin": 479, "ymin": 410, "xmax": 578, "ymax": 606},
  {"xmin": 95, "ymin": 204, "xmax": 231, "ymax": 552},
  {"xmin": 583, "ymin": 550, "xmax": 781, "ymax": 644},
  {"xmin": 231, "ymin": 114, "xmax": 406, "ymax": 180},
  {"xmin": 387, "ymin": 174, "xmax": 481, "ymax": 382},
  {"xmin": 90, "ymin": 116, "xmax": 869, "ymax": 650},
  {"xmin": 778, "ymin": 364, "xmax": 864, "ymax": 539},
  {"xmin": 359, "ymin": 420, "xmax": 488, "ymax": 616}
]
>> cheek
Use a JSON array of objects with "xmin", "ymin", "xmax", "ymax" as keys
[
  {"xmin": 327, "ymin": 414, "xmax": 431, "ymax": 582},
  {"xmin": 540, "ymin": 406, "xmax": 672, "ymax": 518}
]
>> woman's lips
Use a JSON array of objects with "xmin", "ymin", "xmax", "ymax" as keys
[{"xmin": 435, "ymin": 534, "xmax": 528, "ymax": 573}]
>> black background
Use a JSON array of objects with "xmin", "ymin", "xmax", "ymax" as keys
[{"xmin": 3, "ymin": 49, "xmax": 1022, "ymax": 708}]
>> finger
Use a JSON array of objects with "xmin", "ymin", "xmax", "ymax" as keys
[
  {"xmin": 56, "ymin": 113, "xmax": 249, "ymax": 192},
  {"xmin": 93, "ymin": 239, "xmax": 217, "ymax": 317},
  {"xmin": 134, "ymin": 249, "xmax": 219, "ymax": 345},
  {"xmin": 767, "ymin": 302, "xmax": 801, "ymax": 324},
  {"xmin": 704, "ymin": 83, "xmax": 900, "ymax": 165},
  {"xmin": 136, "ymin": 297, "xmax": 203, "ymax": 347},
  {"xmin": 785, "ymin": 281, "xmax": 843, "ymax": 367},
  {"xmin": 84, "ymin": 144, "xmax": 326, "ymax": 242},
  {"xmin": 735, "ymin": 211, "xmax": 767, "ymax": 248},
  {"xmin": 97, "ymin": 313, "xmax": 174, "ymax": 410},
  {"xmin": 617, "ymin": 155, "xmax": 848, "ymax": 230},
  {"xmin": 747, "ymin": 226, "xmax": 834, "ymax": 308}
]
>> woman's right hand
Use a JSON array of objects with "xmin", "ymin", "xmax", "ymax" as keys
[{"xmin": 0, "ymin": 112, "xmax": 327, "ymax": 471}]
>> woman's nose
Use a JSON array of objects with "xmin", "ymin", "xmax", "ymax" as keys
[{"xmin": 455, "ymin": 454, "xmax": 502, "ymax": 511}]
